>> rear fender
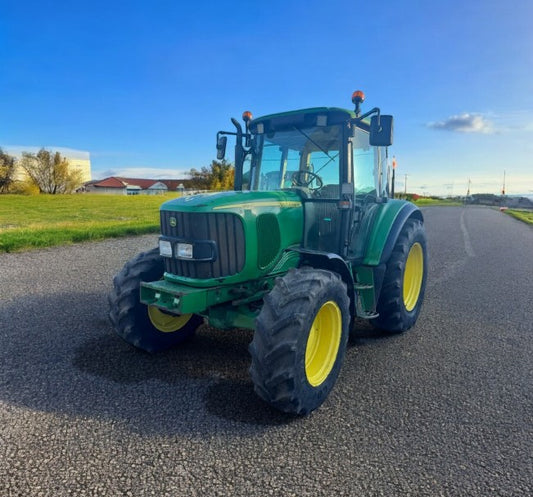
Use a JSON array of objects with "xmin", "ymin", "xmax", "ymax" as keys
[{"xmin": 363, "ymin": 200, "xmax": 423, "ymax": 266}]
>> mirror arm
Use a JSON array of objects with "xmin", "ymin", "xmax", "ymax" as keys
[{"xmin": 352, "ymin": 107, "xmax": 380, "ymax": 124}]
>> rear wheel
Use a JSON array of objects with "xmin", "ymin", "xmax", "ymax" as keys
[
  {"xmin": 108, "ymin": 248, "xmax": 203, "ymax": 352},
  {"xmin": 250, "ymin": 268, "xmax": 350, "ymax": 415},
  {"xmin": 372, "ymin": 218, "xmax": 427, "ymax": 333}
]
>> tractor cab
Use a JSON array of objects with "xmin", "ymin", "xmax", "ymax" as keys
[{"xmin": 217, "ymin": 92, "xmax": 393, "ymax": 258}]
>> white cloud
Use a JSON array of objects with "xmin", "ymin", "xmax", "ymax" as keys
[
  {"xmin": 3, "ymin": 145, "xmax": 90, "ymax": 160},
  {"xmin": 427, "ymin": 113, "xmax": 494, "ymax": 134}
]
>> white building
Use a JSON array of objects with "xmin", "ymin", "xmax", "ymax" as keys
[{"xmin": 4, "ymin": 146, "xmax": 92, "ymax": 183}]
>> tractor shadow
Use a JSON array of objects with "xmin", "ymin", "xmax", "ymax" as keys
[
  {"xmin": 0, "ymin": 291, "xmax": 298, "ymax": 436},
  {"xmin": 348, "ymin": 319, "xmax": 393, "ymax": 346},
  {"xmin": 72, "ymin": 325, "xmax": 296, "ymax": 428},
  {"xmin": 1, "ymin": 291, "xmax": 395, "ymax": 435}
]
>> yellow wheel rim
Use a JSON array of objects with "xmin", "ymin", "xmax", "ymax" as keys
[
  {"xmin": 305, "ymin": 301, "xmax": 342, "ymax": 387},
  {"xmin": 403, "ymin": 242, "xmax": 424, "ymax": 312},
  {"xmin": 147, "ymin": 306, "xmax": 193, "ymax": 333}
]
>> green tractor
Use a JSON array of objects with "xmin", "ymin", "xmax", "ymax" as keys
[{"xmin": 109, "ymin": 90, "xmax": 427, "ymax": 415}]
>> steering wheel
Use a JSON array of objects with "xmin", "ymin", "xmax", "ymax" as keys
[{"xmin": 291, "ymin": 170, "xmax": 323, "ymax": 191}]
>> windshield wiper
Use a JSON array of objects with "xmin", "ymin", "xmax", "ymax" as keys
[
  {"xmin": 314, "ymin": 152, "xmax": 339, "ymax": 175},
  {"xmin": 293, "ymin": 126, "xmax": 338, "ymax": 174},
  {"xmin": 293, "ymin": 127, "xmax": 335, "ymax": 160}
]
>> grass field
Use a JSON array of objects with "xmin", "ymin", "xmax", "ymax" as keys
[
  {"xmin": 412, "ymin": 198, "xmax": 463, "ymax": 207},
  {"xmin": 504, "ymin": 209, "xmax": 533, "ymax": 225},
  {"xmin": 0, "ymin": 194, "xmax": 178, "ymax": 252},
  {"xmin": 2, "ymin": 194, "xmax": 530, "ymax": 253}
]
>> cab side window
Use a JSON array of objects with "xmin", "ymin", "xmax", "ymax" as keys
[{"xmin": 353, "ymin": 129, "xmax": 377, "ymax": 195}]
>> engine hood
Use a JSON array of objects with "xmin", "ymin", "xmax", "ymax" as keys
[{"xmin": 160, "ymin": 190, "xmax": 303, "ymax": 215}]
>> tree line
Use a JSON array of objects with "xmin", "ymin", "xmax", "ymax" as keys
[{"xmin": 0, "ymin": 147, "xmax": 235, "ymax": 194}]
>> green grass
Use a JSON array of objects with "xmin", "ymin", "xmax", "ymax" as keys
[
  {"xmin": 504, "ymin": 209, "xmax": 533, "ymax": 225},
  {"xmin": 412, "ymin": 198, "xmax": 463, "ymax": 206},
  {"xmin": 0, "ymin": 194, "xmax": 179, "ymax": 252},
  {"xmin": 4, "ymin": 193, "xmax": 528, "ymax": 253}
]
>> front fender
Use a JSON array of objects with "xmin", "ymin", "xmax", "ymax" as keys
[{"xmin": 289, "ymin": 248, "xmax": 356, "ymax": 320}]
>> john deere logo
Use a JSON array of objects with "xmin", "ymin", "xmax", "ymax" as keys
[{"xmin": 169, "ymin": 217, "xmax": 177, "ymax": 227}]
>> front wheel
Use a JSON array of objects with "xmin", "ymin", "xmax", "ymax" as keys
[
  {"xmin": 249, "ymin": 268, "xmax": 350, "ymax": 415},
  {"xmin": 372, "ymin": 218, "xmax": 427, "ymax": 333},
  {"xmin": 108, "ymin": 248, "xmax": 204, "ymax": 352}
]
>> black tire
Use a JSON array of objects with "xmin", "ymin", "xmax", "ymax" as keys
[
  {"xmin": 249, "ymin": 268, "xmax": 350, "ymax": 415},
  {"xmin": 108, "ymin": 248, "xmax": 204, "ymax": 353},
  {"xmin": 372, "ymin": 218, "xmax": 427, "ymax": 333}
]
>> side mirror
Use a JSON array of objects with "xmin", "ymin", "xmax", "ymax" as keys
[
  {"xmin": 370, "ymin": 115, "xmax": 393, "ymax": 147},
  {"xmin": 216, "ymin": 135, "xmax": 227, "ymax": 160}
]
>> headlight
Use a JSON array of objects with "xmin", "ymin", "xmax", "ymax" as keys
[
  {"xmin": 177, "ymin": 243, "xmax": 193, "ymax": 259},
  {"xmin": 159, "ymin": 239, "xmax": 173, "ymax": 258}
]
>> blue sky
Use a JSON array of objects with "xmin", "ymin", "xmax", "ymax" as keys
[{"xmin": 1, "ymin": 0, "xmax": 532, "ymax": 195}]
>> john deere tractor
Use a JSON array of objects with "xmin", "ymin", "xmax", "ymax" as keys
[{"xmin": 109, "ymin": 91, "xmax": 427, "ymax": 415}]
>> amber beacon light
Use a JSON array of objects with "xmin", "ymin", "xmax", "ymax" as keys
[
  {"xmin": 351, "ymin": 90, "xmax": 365, "ymax": 104},
  {"xmin": 352, "ymin": 90, "xmax": 365, "ymax": 116}
]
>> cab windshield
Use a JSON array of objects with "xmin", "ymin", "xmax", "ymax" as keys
[{"xmin": 243, "ymin": 125, "xmax": 342, "ymax": 198}]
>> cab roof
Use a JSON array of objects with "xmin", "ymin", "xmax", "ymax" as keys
[{"xmin": 249, "ymin": 107, "xmax": 358, "ymax": 134}]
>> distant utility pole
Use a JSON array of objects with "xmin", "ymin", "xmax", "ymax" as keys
[
  {"xmin": 502, "ymin": 170, "xmax": 506, "ymax": 195},
  {"xmin": 465, "ymin": 178, "xmax": 471, "ymax": 206},
  {"xmin": 404, "ymin": 174, "xmax": 408, "ymax": 196}
]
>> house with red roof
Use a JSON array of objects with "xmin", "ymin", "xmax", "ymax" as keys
[{"xmin": 84, "ymin": 177, "xmax": 194, "ymax": 195}]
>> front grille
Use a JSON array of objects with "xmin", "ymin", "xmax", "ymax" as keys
[{"xmin": 160, "ymin": 210, "xmax": 245, "ymax": 279}]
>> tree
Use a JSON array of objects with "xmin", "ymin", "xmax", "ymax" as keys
[
  {"xmin": 19, "ymin": 148, "xmax": 84, "ymax": 194},
  {"xmin": 188, "ymin": 160, "xmax": 234, "ymax": 191},
  {"xmin": 209, "ymin": 160, "xmax": 235, "ymax": 191},
  {"xmin": 0, "ymin": 148, "xmax": 17, "ymax": 193},
  {"xmin": 187, "ymin": 166, "xmax": 211, "ymax": 190}
]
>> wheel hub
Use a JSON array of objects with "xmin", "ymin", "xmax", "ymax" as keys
[
  {"xmin": 305, "ymin": 301, "xmax": 342, "ymax": 387},
  {"xmin": 147, "ymin": 306, "xmax": 193, "ymax": 333},
  {"xmin": 403, "ymin": 242, "xmax": 424, "ymax": 312}
]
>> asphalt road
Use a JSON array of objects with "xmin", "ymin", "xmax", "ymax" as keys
[{"xmin": 1, "ymin": 206, "xmax": 532, "ymax": 496}]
